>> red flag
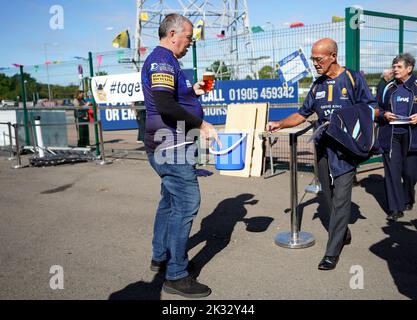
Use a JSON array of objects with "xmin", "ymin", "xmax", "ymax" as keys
[
  {"xmin": 290, "ymin": 22, "xmax": 305, "ymax": 28},
  {"xmin": 139, "ymin": 47, "xmax": 147, "ymax": 57},
  {"xmin": 97, "ymin": 55, "xmax": 102, "ymax": 68}
]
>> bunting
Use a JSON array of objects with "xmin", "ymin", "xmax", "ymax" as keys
[
  {"xmin": 251, "ymin": 26, "xmax": 264, "ymax": 33},
  {"xmin": 193, "ymin": 19, "xmax": 205, "ymax": 41},
  {"xmin": 112, "ymin": 30, "xmax": 131, "ymax": 49}
]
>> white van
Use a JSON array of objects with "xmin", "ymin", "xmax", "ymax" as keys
[{"xmin": 1, "ymin": 100, "xmax": 17, "ymax": 107}]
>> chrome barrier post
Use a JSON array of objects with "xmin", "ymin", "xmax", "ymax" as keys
[
  {"xmin": 305, "ymin": 143, "xmax": 322, "ymax": 194},
  {"xmin": 28, "ymin": 121, "xmax": 38, "ymax": 157},
  {"xmin": 34, "ymin": 116, "xmax": 45, "ymax": 158},
  {"xmin": 12, "ymin": 124, "xmax": 22, "ymax": 169},
  {"xmin": 268, "ymin": 135, "xmax": 275, "ymax": 174},
  {"xmin": 97, "ymin": 121, "xmax": 112, "ymax": 165},
  {"xmin": 260, "ymin": 131, "xmax": 285, "ymax": 179},
  {"xmin": 275, "ymin": 131, "xmax": 315, "ymax": 249},
  {"xmin": 8, "ymin": 122, "xmax": 15, "ymax": 160}
]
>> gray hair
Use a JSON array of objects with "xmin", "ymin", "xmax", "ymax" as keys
[
  {"xmin": 392, "ymin": 53, "xmax": 415, "ymax": 70},
  {"xmin": 159, "ymin": 14, "xmax": 192, "ymax": 39}
]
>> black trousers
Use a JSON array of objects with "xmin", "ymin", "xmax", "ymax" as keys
[
  {"xmin": 317, "ymin": 152, "xmax": 356, "ymax": 257},
  {"xmin": 383, "ymin": 132, "xmax": 417, "ymax": 213}
]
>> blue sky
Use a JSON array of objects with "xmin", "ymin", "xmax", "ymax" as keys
[{"xmin": 1, "ymin": 0, "xmax": 416, "ymax": 71}]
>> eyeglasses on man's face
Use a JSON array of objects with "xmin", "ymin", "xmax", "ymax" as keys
[
  {"xmin": 310, "ymin": 53, "xmax": 335, "ymax": 64},
  {"xmin": 310, "ymin": 55, "xmax": 328, "ymax": 64}
]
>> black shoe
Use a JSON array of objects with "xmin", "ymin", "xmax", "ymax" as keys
[
  {"xmin": 318, "ymin": 256, "xmax": 339, "ymax": 270},
  {"xmin": 150, "ymin": 260, "xmax": 196, "ymax": 273},
  {"xmin": 343, "ymin": 228, "xmax": 352, "ymax": 245},
  {"xmin": 163, "ymin": 275, "xmax": 211, "ymax": 298},
  {"xmin": 405, "ymin": 204, "xmax": 413, "ymax": 211},
  {"xmin": 387, "ymin": 211, "xmax": 404, "ymax": 221}
]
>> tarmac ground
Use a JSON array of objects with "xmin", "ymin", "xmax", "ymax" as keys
[{"xmin": 1, "ymin": 129, "xmax": 417, "ymax": 301}]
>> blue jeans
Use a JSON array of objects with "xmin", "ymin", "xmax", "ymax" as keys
[{"xmin": 147, "ymin": 145, "xmax": 200, "ymax": 280}]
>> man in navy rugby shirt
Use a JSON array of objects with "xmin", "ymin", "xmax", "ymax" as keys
[{"xmin": 268, "ymin": 38, "xmax": 377, "ymax": 270}]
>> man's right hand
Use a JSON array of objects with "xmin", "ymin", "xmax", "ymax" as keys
[
  {"xmin": 200, "ymin": 121, "xmax": 222, "ymax": 148},
  {"xmin": 267, "ymin": 121, "xmax": 282, "ymax": 132}
]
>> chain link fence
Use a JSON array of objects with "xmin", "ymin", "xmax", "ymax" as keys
[{"xmin": 3, "ymin": 8, "xmax": 417, "ymax": 169}]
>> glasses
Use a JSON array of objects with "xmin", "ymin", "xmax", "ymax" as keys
[
  {"xmin": 310, "ymin": 53, "xmax": 334, "ymax": 64},
  {"xmin": 310, "ymin": 56, "xmax": 327, "ymax": 63}
]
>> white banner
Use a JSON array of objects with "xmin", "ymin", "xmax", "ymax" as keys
[
  {"xmin": 92, "ymin": 73, "xmax": 144, "ymax": 104},
  {"xmin": 276, "ymin": 48, "xmax": 314, "ymax": 87}
]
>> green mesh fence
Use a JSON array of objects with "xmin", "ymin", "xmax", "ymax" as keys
[{"xmin": 346, "ymin": 7, "xmax": 417, "ymax": 84}]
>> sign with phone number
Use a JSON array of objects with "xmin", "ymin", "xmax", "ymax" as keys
[{"xmin": 200, "ymin": 79, "xmax": 298, "ymax": 105}]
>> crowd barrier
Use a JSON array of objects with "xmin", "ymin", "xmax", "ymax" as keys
[{"xmin": 0, "ymin": 118, "xmax": 111, "ymax": 169}]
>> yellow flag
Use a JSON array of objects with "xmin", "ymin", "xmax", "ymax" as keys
[
  {"xmin": 332, "ymin": 16, "xmax": 345, "ymax": 23},
  {"xmin": 140, "ymin": 12, "xmax": 149, "ymax": 22},
  {"xmin": 112, "ymin": 30, "xmax": 131, "ymax": 49},
  {"xmin": 193, "ymin": 19, "xmax": 205, "ymax": 41}
]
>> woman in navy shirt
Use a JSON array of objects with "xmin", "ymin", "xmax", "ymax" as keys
[{"xmin": 378, "ymin": 53, "xmax": 417, "ymax": 221}]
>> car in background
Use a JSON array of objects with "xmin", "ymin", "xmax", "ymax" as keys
[{"xmin": 1, "ymin": 100, "xmax": 17, "ymax": 107}]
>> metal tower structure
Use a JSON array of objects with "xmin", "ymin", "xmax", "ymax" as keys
[{"xmin": 134, "ymin": 0, "xmax": 255, "ymax": 79}]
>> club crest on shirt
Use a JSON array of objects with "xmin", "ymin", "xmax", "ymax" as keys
[
  {"xmin": 340, "ymin": 88, "xmax": 349, "ymax": 100},
  {"xmin": 150, "ymin": 63, "xmax": 159, "ymax": 72}
]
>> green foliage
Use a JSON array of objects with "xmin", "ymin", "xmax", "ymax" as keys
[
  {"xmin": 95, "ymin": 71, "xmax": 108, "ymax": 76},
  {"xmin": 258, "ymin": 65, "xmax": 276, "ymax": 79},
  {"xmin": 0, "ymin": 72, "xmax": 79, "ymax": 101},
  {"xmin": 206, "ymin": 60, "xmax": 231, "ymax": 80},
  {"xmin": 363, "ymin": 72, "xmax": 383, "ymax": 86}
]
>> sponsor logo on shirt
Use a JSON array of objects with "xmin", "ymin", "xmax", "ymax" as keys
[
  {"xmin": 151, "ymin": 73, "xmax": 175, "ymax": 89},
  {"xmin": 150, "ymin": 63, "xmax": 175, "ymax": 73},
  {"xmin": 186, "ymin": 80, "xmax": 192, "ymax": 88},
  {"xmin": 316, "ymin": 91, "xmax": 326, "ymax": 99},
  {"xmin": 397, "ymin": 96, "xmax": 410, "ymax": 103},
  {"xmin": 327, "ymin": 80, "xmax": 336, "ymax": 85}
]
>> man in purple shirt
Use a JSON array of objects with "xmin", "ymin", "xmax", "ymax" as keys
[{"xmin": 142, "ymin": 13, "xmax": 219, "ymax": 299}]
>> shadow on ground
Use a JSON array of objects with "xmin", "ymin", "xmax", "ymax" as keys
[
  {"xmin": 297, "ymin": 192, "xmax": 366, "ymax": 232},
  {"xmin": 369, "ymin": 219, "xmax": 417, "ymax": 299},
  {"xmin": 360, "ymin": 174, "xmax": 388, "ymax": 214},
  {"xmin": 108, "ymin": 193, "xmax": 273, "ymax": 300}
]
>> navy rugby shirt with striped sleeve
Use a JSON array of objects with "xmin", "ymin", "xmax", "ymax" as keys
[{"xmin": 298, "ymin": 68, "xmax": 376, "ymax": 125}]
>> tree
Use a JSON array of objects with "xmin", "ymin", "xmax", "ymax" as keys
[
  {"xmin": 206, "ymin": 60, "xmax": 231, "ymax": 80},
  {"xmin": 258, "ymin": 65, "xmax": 276, "ymax": 79},
  {"xmin": 95, "ymin": 71, "xmax": 108, "ymax": 76},
  {"xmin": 0, "ymin": 72, "xmax": 79, "ymax": 101}
]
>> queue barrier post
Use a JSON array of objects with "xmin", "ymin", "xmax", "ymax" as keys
[{"xmin": 275, "ymin": 125, "xmax": 316, "ymax": 249}]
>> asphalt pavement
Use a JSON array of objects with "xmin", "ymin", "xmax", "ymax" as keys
[{"xmin": 1, "ymin": 152, "xmax": 416, "ymax": 300}]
